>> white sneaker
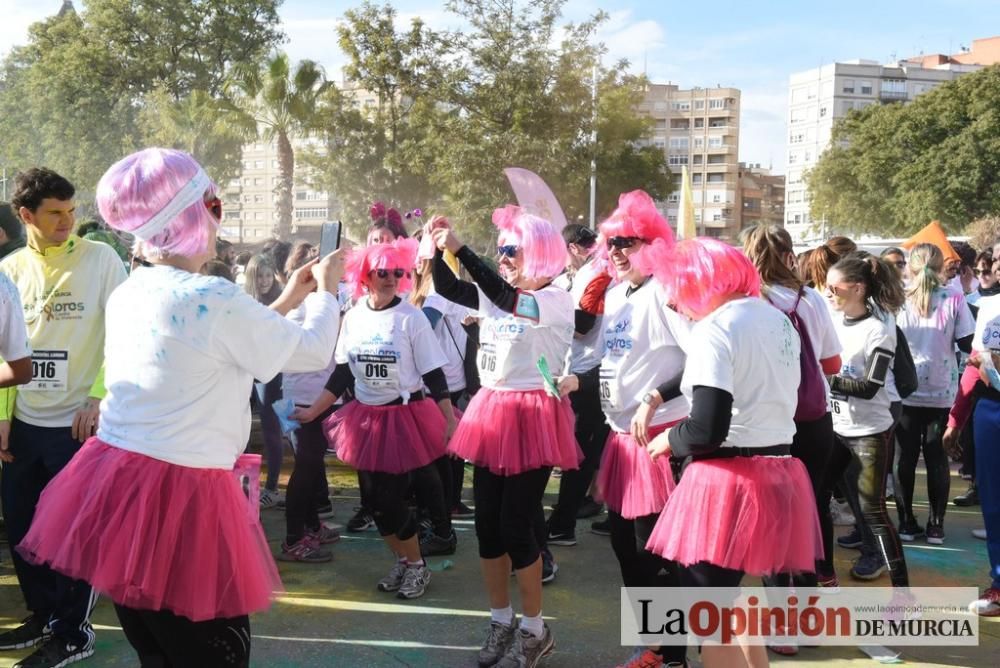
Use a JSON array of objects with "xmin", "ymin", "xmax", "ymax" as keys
[
  {"xmin": 972, "ymin": 528, "xmax": 988, "ymax": 540},
  {"xmin": 397, "ymin": 564, "xmax": 431, "ymax": 599},
  {"xmin": 259, "ymin": 488, "xmax": 284, "ymax": 509},
  {"xmin": 377, "ymin": 560, "xmax": 408, "ymax": 592},
  {"xmin": 830, "ymin": 499, "xmax": 855, "ymax": 526}
]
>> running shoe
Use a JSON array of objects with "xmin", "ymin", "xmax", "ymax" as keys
[
  {"xmin": 317, "ymin": 502, "xmax": 336, "ymax": 519},
  {"xmin": 478, "ymin": 620, "xmax": 517, "ymax": 667},
  {"xmin": 452, "ymin": 502, "xmax": 475, "ymax": 518},
  {"xmin": 616, "ymin": 648, "xmax": 664, "ymax": 667},
  {"xmin": 397, "ymin": 564, "xmax": 431, "ymax": 599},
  {"xmin": 836, "ymin": 527, "xmax": 863, "ymax": 549},
  {"xmin": 576, "ymin": 496, "xmax": 604, "ymax": 519},
  {"xmin": 497, "ymin": 624, "xmax": 554, "ymax": 668},
  {"xmin": 546, "ymin": 528, "xmax": 577, "ymax": 547},
  {"xmin": 897, "ymin": 520, "xmax": 924, "ymax": 542},
  {"xmin": 277, "ymin": 536, "xmax": 333, "ymax": 563},
  {"xmin": 420, "ymin": 529, "xmax": 458, "ymax": 557},
  {"xmin": 541, "ymin": 548, "xmax": 558, "ymax": 584},
  {"xmin": 850, "ymin": 553, "xmax": 887, "ymax": 581},
  {"xmin": 972, "ymin": 528, "xmax": 987, "ymax": 540},
  {"xmin": 259, "ymin": 488, "xmax": 284, "ymax": 509},
  {"xmin": 307, "ymin": 524, "xmax": 341, "ymax": 545},
  {"xmin": 925, "ymin": 523, "xmax": 945, "ymax": 545},
  {"xmin": 830, "ymin": 499, "xmax": 855, "ymax": 526},
  {"xmin": 13, "ymin": 635, "xmax": 94, "ymax": 668},
  {"xmin": 817, "ymin": 572, "xmax": 841, "ymax": 593},
  {"xmin": 953, "ymin": 483, "xmax": 979, "ymax": 506},
  {"xmin": 969, "ymin": 588, "xmax": 1000, "ymax": 617},
  {"xmin": 347, "ymin": 507, "xmax": 376, "ymax": 532},
  {"xmin": 0, "ymin": 615, "xmax": 51, "ymax": 650},
  {"xmin": 378, "ymin": 560, "xmax": 408, "ymax": 592},
  {"xmin": 590, "ymin": 518, "xmax": 611, "ymax": 536}
]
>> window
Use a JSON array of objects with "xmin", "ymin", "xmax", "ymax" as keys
[
  {"xmin": 654, "ymin": 102, "xmax": 668, "ymax": 111},
  {"xmin": 271, "ymin": 160, "xmax": 280, "ymax": 168},
  {"xmin": 807, "ymin": 86, "xmax": 817, "ymax": 100},
  {"xmin": 254, "ymin": 160, "xmax": 264, "ymax": 169},
  {"xmin": 789, "ymin": 132, "xmax": 804, "ymax": 144},
  {"xmin": 228, "ymin": 178, "xmax": 240, "ymax": 187},
  {"xmin": 709, "ymin": 117, "xmax": 727, "ymax": 128},
  {"xmin": 295, "ymin": 208, "xmax": 329, "ymax": 220},
  {"xmin": 243, "ymin": 178, "xmax": 252, "ymax": 186},
  {"xmin": 706, "ymin": 154, "xmax": 725, "ymax": 165},
  {"xmin": 254, "ymin": 212, "xmax": 264, "ymax": 220},
  {"xmin": 655, "ymin": 119, "xmax": 667, "ymax": 130},
  {"xmin": 694, "ymin": 100, "xmax": 705, "ymax": 110},
  {"xmin": 669, "ymin": 137, "xmax": 689, "ymax": 149},
  {"xmin": 670, "ymin": 119, "xmax": 690, "ymax": 130},
  {"xmin": 254, "ymin": 177, "xmax": 264, "ymax": 186},
  {"xmin": 841, "ymin": 100, "xmax": 855, "ymax": 115},
  {"xmin": 693, "ymin": 137, "xmax": 704, "ymax": 148},
  {"xmin": 670, "ymin": 101, "xmax": 691, "ymax": 111},
  {"xmin": 842, "ymin": 78, "xmax": 855, "ymax": 94},
  {"xmin": 819, "ymin": 106, "xmax": 828, "ymax": 117},
  {"xmin": 667, "ymin": 193, "xmax": 679, "ymax": 203},
  {"xmin": 692, "ymin": 173, "xmax": 703, "ymax": 185},
  {"xmin": 860, "ymin": 80, "xmax": 872, "ymax": 95},
  {"xmin": 692, "ymin": 154, "xmax": 703, "ymax": 165},
  {"xmin": 225, "ymin": 211, "xmax": 240, "ymax": 220},
  {"xmin": 708, "ymin": 136, "xmax": 723, "ymax": 148},
  {"xmin": 788, "ymin": 152, "xmax": 798, "ymax": 165},
  {"xmin": 653, "ymin": 139, "xmax": 665, "ymax": 149},
  {"xmin": 668, "ymin": 155, "xmax": 689, "ymax": 166},
  {"xmin": 709, "ymin": 98, "xmax": 724, "ymax": 109},
  {"xmin": 707, "ymin": 173, "xmax": 725, "ymax": 183},
  {"xmin": 254, "ymin": 195, "xmax": 264, "ymax": 203}
]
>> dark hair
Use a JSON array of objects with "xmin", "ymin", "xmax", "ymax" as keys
[
  {"xmin": 261, "ymin": 239, "xmax": 292, "ymax": 279},
  {"xmin": 880, "ymin": 247, "xmax": 905, "ymax": 259},
  {"xmin": 831, "ymin": 253, "xmax": 905, "ymax": 314},
  {"xmin": 952, "ymin": 241, "xmax": 976, "ymax": 268},
  {"xmin": 825, "ymin": 235, "xmax": 857, "ymax": 258},
  {"xmin": 975, "ymin": 250, "xmax": 993, "ymax": 267},
  {"xmin": 367, "ymin": 219, "xmax": 408, "ymax": 241},
  {"xmin": 11, "ymin": 168, "xmax": 75, "ymax": 214},
  {"xmin": 742, "ymin": 223, "xmax": 801, "ymax": 290},
  {"xmin": 285, "ymin": 240, "xmax": 315, "ymax": 275},
  {"xmin": 234, "ymin": 251, "xmax": 252, "ymax": 266},
  {"xmin": 215, "ymin": 238, "xmax": 233, "ymax": 258},
  {"xmin": 75, "ymin": 220, "xmax": 102, "ymax": 237},
  {"xmin": 804, "ymin": 244, "xmax": 840, "ymax": 291},
  {"xmin": 561, "ymin": 223, "xmax": 596, "ymax": 248},
  {"xmin": 200, "ymin": 260, "xmax": 234, "ymax": 282},
  {"xmin": 0, "ymin": 203, "xmax": 23, "ymax": 240}
]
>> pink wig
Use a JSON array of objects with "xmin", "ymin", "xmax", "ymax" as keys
[
  {"xmin": 493, "ymin": 205, "xmax": 566, "ymax": 280},
  {"xmin": 345, "ymin": 237, "xmax": 419, "ymax": 300},
  {"xmin": 96, "ymin": 148, "xmax": 218, "ymax": 259},
  {"xmin": 651, "ymin": 238, "xmax": 761, "ymax": 320},
  {"xmin": 596, "ymin": 190, "xmax": 674, "ymax": 276}
]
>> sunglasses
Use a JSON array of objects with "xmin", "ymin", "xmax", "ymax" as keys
[
  {"xmin": 497, "ymin": 245, "xmax": 519, "ymax": 258},
  {"xmin": 826, "ymin": 282, "xmax": 858, "ymax": 297},
  {"xmin": 893, "ymin": 261, "xmax": 906, "ymax": 269},
  {"xmin": 606, "ymin": 236, "xmax": 642, "ymax": 250},
  {"xmin": 205, "ymin": 197, "xmax": 222, "ymax": 221},
  {"xmin": 976, "ymin": 269, "xmax": 992, "ymax": 276},
  {"xmin": 371, "ymin": 268, "xmax": 409, "ymax": 280}
]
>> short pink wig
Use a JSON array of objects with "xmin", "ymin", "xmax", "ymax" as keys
[
  {"xmin": 96, "ymin": 148, "xmax": 218, "ymax": 259},
  {"xmin": 652, "ymin": 238, "xmax": 761, "ymax": 320},
  {"xmin": 597, "ymin": 190, "xmax": 674, "ymax": 276},
  {"xmin": 493, "ymin": 205, "xmax": 566, "ymax": 280},
  {"xmin": 345, "ymin": 237, "xmax": 419, "ymax": 300}
]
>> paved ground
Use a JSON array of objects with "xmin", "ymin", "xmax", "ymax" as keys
[{"xmin": 0, "ymin": 456, "xmax": 997, "ymax": 667}]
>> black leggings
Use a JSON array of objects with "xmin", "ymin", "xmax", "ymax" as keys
[
  {"xmin": 894, "ymin": 405, "xmax": 950, "ymax": 526},
  {"xmin": 473, "ymin": 466, "xmax": 550, "ymax": 569},
  {"xmin": 114, "ymin": 604, "xmax": 250, "ymax": 668},
  {"xmin": 833, "ymin": 430, "xmax": 909, "ymax": 587},
  {"xmin": 357, "ymin": 468, "xmax": 424, "ymax": 540},
  {"xmin": 285, "ymin": 407, "xmax": 334, "ymax": 544},
  {"xmin": 411, "ymin": 458, "xmax": 453, "ymax": 538},
  {"xmin": 608, "ymin": 511, "xmax": 675, "ymax": 588}
]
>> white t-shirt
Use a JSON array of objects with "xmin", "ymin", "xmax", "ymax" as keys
[
  {"xmin": 336, "ymin": 298, "xmax": 447, "ymax": 405},
  {"xmin": 973, "ymin": 293, "xmax": 1000, "ymax": 352},
  {"xmin": 765, "ymin": 284, "xmax": 841, "ymax": 404},
  {"xmin": 98, "ymin": 266, "xmax": 340, "ymax": 469},
  {"xmin": 897, "ymin": 288, "xmax": 975, "ymax": 408},
  {"xmin": 599, "ymin": 280, "xmax": 691, "ymax": 433},
  {"xmin": 282, "ymin": 301, "xmax": 338, "ymax": 406},
  {"xmin": 423, "ymin": 291, "xmax": 474, "ymax": 394},
  {"xmin": 0, "ymin": 273, "xmax": 30, "ymax": 362},
  {"xmin": 681, "ymin": 297, "xmax": 800, "ymax": 448},
  {"xmin": 476, "ymin": 285, "xmax": 574, "ymax": 392},
  {"xmin": 567, "ymin": 260, "xmax": 608, "ymax": 374},
  {"xmin": 831, "ymin": 312, "xmax": 896, "ymax": 437}
]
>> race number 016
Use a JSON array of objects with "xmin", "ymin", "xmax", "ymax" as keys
[{"xmin": 33, "ymin": 360, "xmax": 57, "ymax": 379}]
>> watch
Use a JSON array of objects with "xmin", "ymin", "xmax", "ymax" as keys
[{"xmin": 641, "ymin": 392, "xmax": 656, "ymax": 406}]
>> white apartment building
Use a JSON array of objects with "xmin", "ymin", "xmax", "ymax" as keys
[
  {"xmin": 638, "ymin": 84, "xmax": 742, "ymax": 240},
  {"xmin": 785, "ymin": 60, "xmax": 981, "ymax": 244}
]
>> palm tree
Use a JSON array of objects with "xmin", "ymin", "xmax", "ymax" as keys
[{"xmin": 226, "ymin": 53, "xmax": 328, "ymax": 239}]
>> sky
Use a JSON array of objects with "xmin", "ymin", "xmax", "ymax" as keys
[{"xmin": 2, "ymin": 0, "xmax": 999, "ymax": 174}]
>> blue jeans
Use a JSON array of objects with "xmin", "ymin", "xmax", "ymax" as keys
[
  {"xmin": 252, "ymin": 376, "xmax": 285, "ymax": 491},
  {"xmin": 974, "ymin": 397, "xmax": 1000, "ymax": 589}
]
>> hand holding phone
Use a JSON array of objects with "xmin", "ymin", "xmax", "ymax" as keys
[{"xmin": 319, "ymin": 221, "xmax": 342, "ymax": 257}]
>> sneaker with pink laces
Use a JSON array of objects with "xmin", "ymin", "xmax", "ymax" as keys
[{"xmin": 277, "ymin": 535, "xmax": 333, "ymax": 563}]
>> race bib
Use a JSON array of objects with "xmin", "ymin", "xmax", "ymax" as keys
[
  {"xmin": 357, "ymin": 353, "xmax": 400, "ymax": 391},
  {"xmin": 477, "ymin": 344, "xmax": 500, "ymax": 386},
  {"xmin": 23, "ymin": 350, "xmax": 69, "ymax": 392},
  {"xmin": 830, "ymin": 390, "xmax": 849, "ymax": 418},
  {"xmin": 598, "ymin": 367, "xmax": 621, "ymax": 412}
]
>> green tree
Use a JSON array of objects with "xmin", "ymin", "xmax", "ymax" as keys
[
  {"xmin": 807, "ymin": 65, "xmax": 1000, "ymax": 237},
  {"xmin": 226, "ymin": 53, "xmax": 329, "ymax": 239}
]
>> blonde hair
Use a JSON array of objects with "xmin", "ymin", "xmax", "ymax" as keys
[{"xmin": 905, "ymin": 243, "xmax": 944, "ymax": 317}]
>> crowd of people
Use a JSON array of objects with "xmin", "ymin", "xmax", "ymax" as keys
[{"xmin": 0, "ymin": 148, "xmax": 996, "ymax": 668}]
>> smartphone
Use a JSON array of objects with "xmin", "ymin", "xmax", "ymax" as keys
[{"xmin": 319, "ymin": 221, "xmax": 342, "ymax": 257}]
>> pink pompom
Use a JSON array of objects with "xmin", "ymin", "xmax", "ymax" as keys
[{"xmin": 370, "ymin": 201, "xmax": 387, "ymax": 222}]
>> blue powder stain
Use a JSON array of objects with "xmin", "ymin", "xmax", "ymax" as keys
[
  {"xmin": 197, "ymin": 305, "xmax": 209, "ymax": 318},
  {"xmin": 171, "ymin": 315, "xmax": 179, "ymax": 325}
]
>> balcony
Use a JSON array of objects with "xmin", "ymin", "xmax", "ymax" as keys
[{"xmin": 880, "ymin": 90, "xmax": 908, "ymax": 101}]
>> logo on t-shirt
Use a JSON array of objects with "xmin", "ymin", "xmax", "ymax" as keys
[
  {"xmin": 982, "ymin": 318, "xmax": 1000, "ymax": 351},
  {"xmin": 24, "ymin": 289, "xmax": 86, "ymax": 323}
]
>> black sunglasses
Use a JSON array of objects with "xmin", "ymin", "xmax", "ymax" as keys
[
  {"xmin": 497, "ymin": 245, "xmax": 519, "ymax": 258},
  {"xmin": 606, "ymin": 236, "xmax": 642, "ymax": 250},
  {"xmin": 371, "ymin": 268, "xmax": 409, "ymax": 279}
]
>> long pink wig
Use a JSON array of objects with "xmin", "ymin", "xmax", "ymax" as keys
[
  {"xmin": 96, "ymin": 148, "xmax": 218, "ymax": 259},
  {"xmin": 345, "ymin": 237, "xmax": 419, "ymax": 300},
  {"xmin": 493, "ymin": 205, "xmax": 566, "ymax": 280},
  {"xmin": 652, "ymin": 238, "xmax": 761, "ymax": 320},
  {"xmin": 596, "ymin": 190, "xmax": 674, "ymax": 276}
]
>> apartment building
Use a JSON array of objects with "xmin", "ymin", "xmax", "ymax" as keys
[
  {"xmin": 785, "ymin": 36, "xmax": 1000, "ymax": 244},
  {"xmin": 638, "ymin": 84, "xmax": 742, "ymax": 240},
  {"xmin": 737, "ymin": 163, "xmax": 785, "ymax": 230}
]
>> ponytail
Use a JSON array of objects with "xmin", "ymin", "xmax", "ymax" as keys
[
  {"xmin": 742, "ymin": 224, "xmax": 802, "ymax": 290},
  {"xmin": 905, "ymin": 243, "xmax": 944, "ymax": 317},
  {"xmin": 832, "ymin": 252, "xmax": 905, "ymax": 315},
  {"xmin": 805, "ymin": 245, "xmax": 839, "ymax": 291}
]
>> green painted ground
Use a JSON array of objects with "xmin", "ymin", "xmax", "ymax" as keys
[{"xmin": 0, "ymin": 458, "xmax": 997, "ymax": 667}]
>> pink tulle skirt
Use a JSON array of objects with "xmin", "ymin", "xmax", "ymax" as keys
[
  {"xmin": 598, "ymin": 424, "xmax": 677, "ymax": 519},
  {"xmin": 324, "ymin": 398, "xmax": 447, "ymax": 473},
  {"xmin": 646, "ymin": 455, "xmax": 822, "ymax": 576},
  {"xmin": 448, "ymin": 388, "xmax": 582, "ymax": 475},
  {"xmin": 17, "ymin": 439, "xmax": 282, "ymax": 621}
]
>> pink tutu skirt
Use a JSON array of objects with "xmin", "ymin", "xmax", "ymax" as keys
[
  {"xmin": 448, "ymin": 388, "xmax": 583, "ymax": 475},
  {"xmin": 17, "ymin": 438, "xmax": 282, "ymax": 621},
  {"xmin": 646, "ymin": 455, "xmax": 822, "ymax": 576},
  {"xmin": 324, "ymin": 398, "xmax": 447, "ymax": 474},
  {"xmin": 598, "ymin": 424, "xmax": 677, "ymax": 519}
]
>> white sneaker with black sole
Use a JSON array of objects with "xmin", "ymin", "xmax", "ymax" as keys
[{"xmin": 397, "ymin": 564, "xmax": 431, "ymax": 599}]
